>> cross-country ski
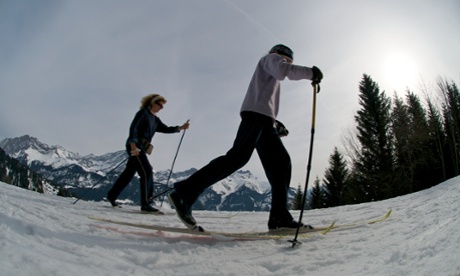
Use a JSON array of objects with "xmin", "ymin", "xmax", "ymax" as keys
[
  {"xmin": 2, "ymin": 176, "xmax": 460, "ymax": 274},
  {"xmin": 88, "ymin": 209, "xmax": 390, "ymax": 241}
]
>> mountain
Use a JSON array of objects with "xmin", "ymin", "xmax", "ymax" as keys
[
  {"xmin": 0, "ymin": 146, "xmax": 63, "ymax": 195},
  {"xmin": 0, "ymin": 135, "xmax": 291, "ymax": 211}
]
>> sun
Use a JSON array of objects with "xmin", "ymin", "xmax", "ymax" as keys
[{"xmin": 382, "ymin": 52, "xmax": 418, "ymax": 92}]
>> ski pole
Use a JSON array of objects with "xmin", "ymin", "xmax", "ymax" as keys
[
  {"xmin": 72, "ymin": 156, "xmax": 129, "ymax": 204},
  {"xmin": 158, "ymin": 119, "xmax": 189, "ymax": 206},
  {"xmin": 152, "ymin": 187, "xmax": 175, "ymax": 200},
  {"xmin": 289, "ymin": 82, "xmax": 319, "ymax": 247}
]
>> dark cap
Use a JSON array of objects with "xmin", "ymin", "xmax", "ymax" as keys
[{"xmin": 269, "ymin": 44, "xmax": 294, "ymax": 61}]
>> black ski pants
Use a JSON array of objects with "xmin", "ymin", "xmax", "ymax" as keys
[
  {"xmin": 174, "ymin": 111, "xmax": 292, "ymax": 217},
  {"xmin": 107, "ymin": 147, "xmax": 153, "ymax": 207}
]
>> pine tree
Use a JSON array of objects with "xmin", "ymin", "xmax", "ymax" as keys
[
  {"xmin": 309, "ymin": 177, "xmax": 325, "ymax": 209},
  {"xmin": 426, "ymin": 97, "xmax": 447, "ymax": 182},
  {"xmin": 405, "ymin": 91, "xmax": 435, "ymax": 191},
  {"xmin": 350, "ymin": 74, "xmax": 394, "ymax": 202},
  {"xmin": 291, "ymin": 185, "xmax": 304, "ymax": 210},
  {"xmin": 391, "ymin": 91, "xmax": 437, "ymax": 194},
  {"xmin": 391, "ymin": 93, "xmax": 413, "ymax": 195},
  {"xmin": 438, "ymin": 79, "xmax": 460, "ymax": 177},
  {"xmin": 323, "ymin": 147, "xmax": 348, "ymax": 207}
]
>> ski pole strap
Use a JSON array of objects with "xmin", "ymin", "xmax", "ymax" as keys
[{"xmin": 311, "ymin": 82, "xmax": 321, "ymax": 93}]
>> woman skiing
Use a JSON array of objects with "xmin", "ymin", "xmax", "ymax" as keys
[{"xmin": 107, "ymin": 94, "xmax": 190, "ymax": 212}]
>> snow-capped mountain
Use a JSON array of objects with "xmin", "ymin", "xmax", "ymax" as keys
[
  {"xmin": 0, "ymin": 146, "xmax": 60, "ymax": 195},
  {"xmin": 0, "ymin": 135, "xmax": 127, "ymax": 173},
  {"xmin": 0, "ymin": 135, "xmax": 290, "ymax": 211}
]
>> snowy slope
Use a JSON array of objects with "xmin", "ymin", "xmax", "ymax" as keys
[{"xmin": 1, "ymin": 177, "xmax": 459, "ymax": 276}]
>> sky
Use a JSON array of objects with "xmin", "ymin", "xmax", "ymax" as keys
[
  {"xmin": 1, "ymin": 176, "xmax": 459, "ymax": 275},
  {"xmin": 1, "ymin": 0, "xmax": 459, "ymax": 187}
]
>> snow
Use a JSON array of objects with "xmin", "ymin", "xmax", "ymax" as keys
[
  {"xmin": 210, "ymin": 175, "xmax": 270, "ymax": 198},
  {"xmin": 1, "ymin": 177, "xmax": 460, "ymax": 276},
  {"xmin": 9, "ymin": 137, "xmax": 128, "ymax": 173},
  {"xmin": 23, "ymin": 147, "xmax": 79, "ymax": 169}
]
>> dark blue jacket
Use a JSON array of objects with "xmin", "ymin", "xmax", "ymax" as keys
[{"xmin": 126, "ymin": 108, "xmax": 179, "ymax": 150}]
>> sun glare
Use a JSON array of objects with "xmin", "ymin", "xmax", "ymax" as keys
[{"xmin": 383, "ymin": 52, "xmax": 418, "ymax": 92}]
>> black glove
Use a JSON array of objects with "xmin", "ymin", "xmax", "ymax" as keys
[
  {"xmin": 275, "ymin": 120, "xmax": 289, "ymax": 137},
  {"xmin": 311, "ymin": 66, "xmax": 323, "ymax": 84}
]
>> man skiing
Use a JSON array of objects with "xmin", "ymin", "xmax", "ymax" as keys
[{"xmin": 168, "ymin": 44, "xmax": 323, "ymax": 230}]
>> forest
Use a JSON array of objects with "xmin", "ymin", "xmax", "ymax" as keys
[{"xmin": 292, "ymin": 75, "xmax": 460, "ymax": 209}]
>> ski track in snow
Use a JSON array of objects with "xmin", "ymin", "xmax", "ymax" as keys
[{"xmin": 1, "ymin": 178, "xmax": 460, "ymax": 276}]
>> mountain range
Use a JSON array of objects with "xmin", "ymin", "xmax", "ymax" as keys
[{"xmin": 0, "ymin": 135, "xmax": 296, "ymax": 211}]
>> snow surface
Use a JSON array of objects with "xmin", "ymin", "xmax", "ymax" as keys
[{"xmin": 1, "ymin": 178, "xmax": 459, "ymax": 276}]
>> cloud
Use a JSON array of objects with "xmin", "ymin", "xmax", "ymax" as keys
[{"xmin": 1, "ymin": 0, "xmax": 459, "ymax": 186}]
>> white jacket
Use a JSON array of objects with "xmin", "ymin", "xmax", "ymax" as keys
[{"xmin": 240, "ymin": 53, "xmax": 314, "ymax": 120}]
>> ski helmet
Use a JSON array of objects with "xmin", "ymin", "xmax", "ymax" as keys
[{"xmin": 269, "ymin": 44, "xmax": 293, "ymax": 61}]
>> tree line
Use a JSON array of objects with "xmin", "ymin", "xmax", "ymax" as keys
[
  {"xmin": 0, "ymin": 147, "xmax": 73, "ymax": 197},
  {"xmin": 292, "ymin": 74, "xmax": 460, "ymax": 210}
]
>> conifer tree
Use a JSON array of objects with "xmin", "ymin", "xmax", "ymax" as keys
[
  {"xmin": 391, "ymin": 93, "xmax": 413, "ymax": 195},
  {"xmin": 438, "ymin": 79, "xmax": 460, "ymax": 177},
  {"xmin": 351, "ymin": 74, "xmax": 394, "ymax": 202},
  {"xmin": 309, "ymin": 177, "xmax": 325, "ymax": 209},
  {"xmin": 323, "ymin": 147, "xmax": 348, "ymax": 207},
  {"xmin": 291, "ymin": 185, "xmax": 304, "ymax": 210},
  {"xmin": 426, "ymin": 97, "xmax": 447, "ymax": 181},
  {"xmin": 405, "ymin": 91, "xmax": 435, "ymax": 190}
]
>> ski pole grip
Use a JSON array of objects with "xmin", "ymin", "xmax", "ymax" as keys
[{"xmin": 311, "ymin": 82, "xmax": 320, "ymax": 93}]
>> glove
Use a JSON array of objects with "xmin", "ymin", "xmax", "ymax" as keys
[
  {"xmin": 311, "ymin": 66, "xmax": 323, "ymax": 84},
  {"xmin": 140, "ymin": 138, "xmax": 154, "ymax": 155},
  {"xmin": 146, "ymin": 144, "xmax": 154, "ymax": 155},
  {"xmin": 275, "ymin": 120, "xmax": 289, "ymax": 137}
]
